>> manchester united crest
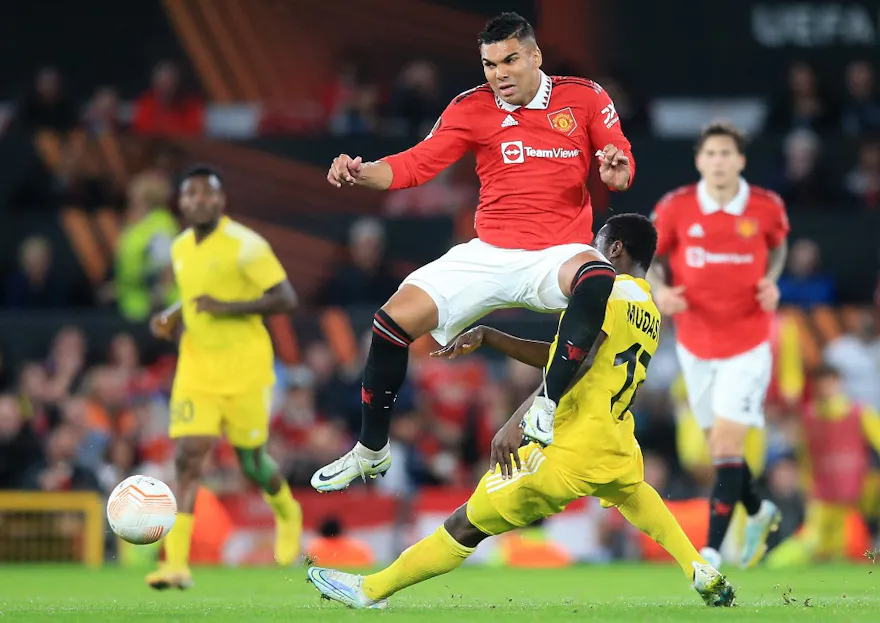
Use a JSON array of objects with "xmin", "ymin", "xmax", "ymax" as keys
[
  {"xmin": 547, "ymin": 107, "xmax": 577, "ymax": 136},
  {"xmin": 736, "ymin": 217, "xmax": 759, "ymax": 239}
]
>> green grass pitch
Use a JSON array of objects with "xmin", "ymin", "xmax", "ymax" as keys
[{"xmin": 0, "ymin": 563, "xmax": 877, "ymax": 621}]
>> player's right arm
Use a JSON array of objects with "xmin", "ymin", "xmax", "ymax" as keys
[
  {"xmin": 647, "ymin": 194, "xmax": 688, "ymax": 315},
  {"xmin": 430, "ymin": 326, "xmax": 551, "ymax": 368},
  {"xmin": 327, "ymin": 97, "xmax": 474, "ymax": 191}
]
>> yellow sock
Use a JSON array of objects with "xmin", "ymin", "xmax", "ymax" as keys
[
  {"xmin": 164, "ymin": 512, "xmax": 194, "ymax": 569},
  {"xmin": 617, "ymin": 482, "xmax": 706, "ymax": 578},
  {"xmin": 362, "ymin": 526, "xmax": 474, "ymax": 600},
  {"xmin": 263, "ymin": 481, "xmax": 302, "ymax": 523}
]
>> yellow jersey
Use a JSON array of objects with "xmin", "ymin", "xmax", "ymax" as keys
[
  {"xmin": 545, "ymin": 275, "xmax": 661, "ymax": 483},
  {"xmin": 171, "ymin": 216, "xmax": 286, "ymax": 394}
]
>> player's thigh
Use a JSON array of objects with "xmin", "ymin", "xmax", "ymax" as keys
[
  {"xmin": 521, "ymin": 243, "xmax": 596, "ymax": 312},
  {"xmin": 169, "ymin": 385, "xmax": 222, "ymax": 440},
  {"xmin": 222, "ymin": 386, "xmax": 273, "ymax": 449},
  {"xmin": 593, "ymin": 450, "xmax": 646, "ymax": 507},
  {"xmin": 400, "ymin": 239, "xmax": 512, "ymax": 346},
  {"xmin": 466, "ymin": 444, "xmax": 580, "ymax": 536},
  {"xmin": 675, "ymin": 344, "xmax": 716, "ymax": 430},
  {"xmin": 711, "ymin": 342, "xmax": 772, "ymax": 429}
]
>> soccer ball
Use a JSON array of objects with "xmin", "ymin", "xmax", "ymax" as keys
[{"xmin": 107, "ymin": 475, "xmax": 177, "ymax": 545}]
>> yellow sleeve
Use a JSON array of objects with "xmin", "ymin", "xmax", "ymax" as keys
[
  {"xmin": 859, "ymin": 406, "xmax": 880, "ymax": 454},
  {"xmin": 239, "ymin": 236, "xmax": 287, "ymax": 291}
]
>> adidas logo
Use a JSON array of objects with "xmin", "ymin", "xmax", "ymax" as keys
[
  {"xmin": 501, "ymin": 114, "xmax": 518, "ymax": 128},
  {"xmin": 687, "ymin": 223, "xmax": 705, "ymax": 238}
]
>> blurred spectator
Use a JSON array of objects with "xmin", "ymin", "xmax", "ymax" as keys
[
  {"xmin": 132, "ymin": 61, "xmax": 204, "ymax": 137},
  {"xmin": 35, "ymin": 327, "xmax": 87, "ymax": 408},
  {"xmin": 317, "ymin": 218, "xmax": 399, "ymax": 307},
  {"xmin": 22, "ymin": 424, "xmax": 100, "ymax": 492},
  {"xmin": 383, "ymin": 166, "xmax": 475, "ymax": 217},
  {"xmin": 114, "ymin": 171, "xmax": 179, "ymax": 321},
  {"xmin": 766, "ymin": 61, "xmax": 836, "ymax": 133},
  {"xmin": 82, "ymin": 87, "xmax": 119, "ymax": 136},
  {"xmin": 322, "ymin": 60, "xmax": 379, "ymax": 136},
  {"xmin": 594, "ymin": 75, "xmax": 650, "ymax": 133},
  {"xmin": 96, "ymin": 438, "xmax": 140, "ymax": 493},
  {"xmin": 59, "ymin": 395, "xmax": 109, "ymax": 471},
  {"xmin": 778, "ymin": 238, "xmax": 835, "ymax": 308},
  {"xmin": 824, "ymin": 309, "xmax": 880, "ymax": 409},
  {"xmin": 82, "ymin": 366, "xmax": 137, "ymax": 439},
  {"xmin": 14, "ymin": 67, "xmax": 77, "ymax": 133},
  {"xmin": 765, "ymin": 455, "xmax": 805, "ymax": 544},
  {"xmin": 841, "ymin": 61, "xmax": 880, "ymax": 136},
  {"xmin": 306, "ymin": 515, "xmax": 374, "ymax": 567},
  {"xmin": 0, "ymin": 395, "xmax": 43, "ymax": 489},
  {"xmin": 4, "ymin": 236, "xmax": 68, "ymax": 309},
  {"xmin": 773, "ymin": 129, "xmax": 835, "ymax": 208},
  {"xmin": 388, "ymin": 60, "xmax": 443, "ymax": 137},
  {"xmin": 844, "ymin": 138, "xmax": 880, "ymax": 211}
]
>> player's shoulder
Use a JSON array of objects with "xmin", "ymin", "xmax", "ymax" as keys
[
  {"xmin": 221, "ymin": 219, "xmax": 273, "ymax": 258},
  {"xmin": 747, "ymin": 184, "xmax": 787, "ymax": 212},
  {"xmin": 654, "ymin": 184, "xmax": 697, "ymax": 216},
  {"xmin": 551, "ymin": 75, "xmax": 605, "ymax": 95},
  {"xmin": 609, "ymin": 276, "xmax": 652, "ymax": 305},
  {"xmin": 450, "ymin": 83, "xmax": 494, "ymax": 108},
  {"xmin": 171, "ymin": 228, "xmax": 195, "ymax": 256}
]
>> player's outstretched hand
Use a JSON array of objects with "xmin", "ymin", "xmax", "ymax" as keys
[
  {"xmin": 149, "ymin": 305, "xmax": 181, "ymax": 341},
  {"xmin": 327, "ymin": 154, "xmax": 364, "ymax": 188},
  {"xmin": 756, "ymin": 278, "xmax": 780, "ymax": 312},
  {"xmin": 655, "ymin": 285, "xmax": 688, "ymax": 316},
  {"xmin": 596, "ymin": 144, "xmax": 631, "ymax": 191},
  {"xmin": 430, "ymin": 326, "xmax": 486, "ymax": 359},
  {"xmin": 489, "ymin": 416, "xmax": 524, "ymax": 480}
]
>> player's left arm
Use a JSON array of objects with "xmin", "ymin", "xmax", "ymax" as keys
[
  {"xmin": 859, "ymin": 406, "xmax": 880, "ymax": 455},
  {"xmin": 587, "ymin": 85, "xmax": 635, "ymax": 191},
  {"xmin": 194, "ymin": 238, "xmax": 297, "ymax": 316},
  {"xmin": 757, "ymin": 195, "xmax": 791, "ymax": 311}
]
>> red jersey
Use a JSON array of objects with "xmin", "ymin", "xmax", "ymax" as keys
[
  {"xmin": 383, "ymin": 72, "xmax": 634, "ymax": 250},
  {"xmin": 653, "ymin": 180, "xmax": 789, "ymax": 359},
  {"xmin": 803, "ymin": 401, "xmax": 869, "ymax": 504}
]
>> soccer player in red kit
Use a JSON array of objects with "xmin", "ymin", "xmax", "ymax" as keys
[
  {"xmin": 648, "ymin": 122, "xmax": 789, "ymax": 569},
  {"xmin": 312, "ymin": 12, "xmax": 634, "ymax": 492}
]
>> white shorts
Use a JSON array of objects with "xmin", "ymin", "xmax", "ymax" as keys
[
  {"xmin": 675, "ymin": 341, "xmax": 772, "ymax": 430},
  {"xmin": 402, "ymin": 238, "xmax": 594, "ymax": 345}
]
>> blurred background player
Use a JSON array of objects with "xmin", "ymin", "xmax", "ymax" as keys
[
  {"xmin": 313, "ymin": 12, "xmax": 635, "ymax": 492},
  {"xmin": 766, "ymin": 364, "xmax": 880, "ymax": 568},
  {"xmin": 648, "ymin": 122, "xmax": 790, "ymax": 568},
  {"xmin": 307, "ymin": 214, "xmax": 735, "ymax": 608},
  {"xmin": 146, "ymin": 166, "xmax": 301, "ymax": 589}
]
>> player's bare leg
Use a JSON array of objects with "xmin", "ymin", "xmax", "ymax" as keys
[
  {"xmin": 521, "ymin": 249, "xmax": 616, "ymax": 442},
  {"xmin": 235, "ymin": 446, "xmax": 302, "ymax": 565},
  {"xmin": 146, "ymin": 435, "xmax": 213, "ymax": 590},
  {"xmin": 311, "ymin": 285, "xmax": 438, "ymax": 492},
  {"xmin": 704, "ymin": 418, "xmax": 780, "ymax": 568}
]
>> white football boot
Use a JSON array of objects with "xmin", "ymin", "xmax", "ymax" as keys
[
  {"xmin": 692, "ymin": 561, "xmax": 736, "ymax": 607},
  {"xmin": 310, "ymin": 442, "xmax": 392, "ymax": 493},
  {"xmin": 307, "ymin": 567, "xmax": 388, "ymax": 609},
  {"xmin": 741, "ymin": 499, "xmax": 782, "ymax": 568},
  {"xmin": 699, "ymin": 546, "xmax": 723, "ymax": 569},
  {"xmin": 520, "ymin": 396, "xmax": 556, "ymax": 446}
]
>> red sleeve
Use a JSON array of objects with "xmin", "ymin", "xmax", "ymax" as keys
[
  {"xmin": 131, "ymin": 95, "xmax": 154, "ymax": 135},
  {"xmin": 383, "ymin": 99, "xmax": 473, "ymax": 190},
  {"xmin": 764, "ymin": 192, "xmax": 790, "ymax": 248},
  {"xmin": 181, "ymin": 98, "xmax": 205, "ymax": 136},
  {"xmin": 586, "ymin": 85, "xmax": 636, "ymax": 190},
  {"xmin": 651, "ymin": 194, "xmax": 677, "ymax": 256}
]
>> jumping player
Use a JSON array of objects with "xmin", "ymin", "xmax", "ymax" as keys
[
  {"xmin": 312, "ymin": 12, "xmax": 634, "ymax": 492},
  {"xmin": 306, "ymin": 214, "xmax": 736, "ymax": 608},
  {"xmin": 146, "ymin": 166, "xmax": 302, "ymax": 589},
  {"xmin": 648, "ymin": 122, "xmax": 790, "ymax": 568}
]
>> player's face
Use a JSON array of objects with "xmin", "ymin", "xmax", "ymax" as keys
[
  {"xmin": 179, "ymin": 175, "xmax": 225, "ymax": 226},
  {"xmin": 695, "ymin": 135, "xmax": 745, "ymax": 188},
  {"xmin": 480, "ymin": 38, "xmax": 542, "ymax": 106}
]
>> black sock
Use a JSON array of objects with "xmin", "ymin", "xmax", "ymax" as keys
[
  {"xmin": 741, "ymin": 463, "xmax": 763, "ymax": 516},
  {"xmin": 708, "ymin": 458, "xmax": 746, "ymax": 551},
  {"xmin": 358, "ymin": 310, "xmax": 412, "ymax": 451},
  {"xmin": 544, "ymin": 261, "xmax": 616, "ymax": 403}
]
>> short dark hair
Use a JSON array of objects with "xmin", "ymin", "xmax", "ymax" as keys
[
  {"xmin": 603, "ymin": 213, "xmax": 657, "ymax": 271},
  {"xmin": 478, "ymin": 12, "xmax": 535, "ymax": 46},
  {"xmin": 180, "ymin": 164, "xmax": 223, "ymax": 187},
  {"xmin": 813, "ymin": 362, "xmax": 841, "ymax": 381},
  {"xmin": 695, "ymin": 121, "xmax": 747, "ymax": 154}
]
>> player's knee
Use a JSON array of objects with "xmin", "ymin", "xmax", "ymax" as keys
[
  {"xmin": 379, "ymin": 285, "xmax": 438, "ymax": 340},
  {"xmin": 444, "ymin": 506, "xmax": 487, "ymax": 549},
  {"xmin": 708, "ymin": 426, "xmax": 748, "ymax": 460}
]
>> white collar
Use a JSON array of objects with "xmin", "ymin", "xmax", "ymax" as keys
[
  {"xmin": 495, "ymin": 71, "xmax": 552, "ymax": 111},
  {"xmin": 697, "ymin": 177, "xmax": 750, "ymax": 215}
]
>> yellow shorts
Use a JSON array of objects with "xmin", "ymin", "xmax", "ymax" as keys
[
  {"xmin": 169, "ymin": 384, "xmax": 272, "ymax": 449},
  {"xmin": 466, "ymin": 443, "xmax": 645, "ymax": 536}
]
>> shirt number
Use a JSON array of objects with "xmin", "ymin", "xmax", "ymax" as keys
[
  {"xmin": 601, "ymin": 103, "xmax": 619, "ymax": 129},
  {"xmin": 610, "ymin": 343, "xmax": 651, "ymax": 420}
]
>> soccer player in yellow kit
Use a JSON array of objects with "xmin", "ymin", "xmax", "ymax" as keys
[
  {"xmin": 306, "ymin": 214, "xmax": 735, "ymax": 608},
  {"xmin": 146, "ymin": 166, "xmax": 302, "ymax": 589}
]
